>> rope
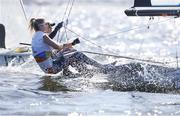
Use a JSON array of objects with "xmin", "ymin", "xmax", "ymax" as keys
[
  {"xmin": 66, "ymin": 27, "xmax": 162, "ymax": 66},
  {"xmin": 65, "ymin": 16, "xmax": 174, "ymax": 54},
  {"xmin": 64, "ymin": 17, "xmax": 179, "ymax": 65},
  {"xmin": 19, "ymin": 0, "xmax": 28, "ymax": 21},
  {"xmin": 66, "ymin": 27, "xmax": 103, "ymax": 49},
  {"xmin": 66, "ymin": 27, "xmax": 125, "ymax": 57},
  {"xmin": 173, "ymin": 18, "xmax": 179, "ymax": 68},
  {"xmin": 18, "ymin": 41, "xmax": 178, "ymax": 65},
  {"xmin": 165, "ymin": 59, "xmax": 180, "ymax": 64},
  {"xmin": 57, "ymin": 0, "xmax": 71, "ymax": 43},
  {"xmin": 62, "ymin": 0, "xmax": 72, "ymax": 21},
  {"xmin": 56, "ymin": 2, "xmax": 179, "ymax": 65},
  {"xmin": 64, "ymin": 0, "xmax": 75, "ymax": 42},
  {"xmin": 66, "ymin": 0, "xmax": 75, "ymax": 20},
  {"xmin": 81, "ymin": 51, "xmax": 165, "ymax": 65},
  {"xmin": 66, "ymin": 17, "xmax": 177, "ymax": 51},
  {"xmin": 57, "ymin": 0, "xmax": 75, "ymax": 43},
  {"xmin": 99, "ymin": 17, "xmax": 178, "ymax": 39}
]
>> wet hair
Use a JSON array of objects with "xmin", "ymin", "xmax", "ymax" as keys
[{"xmin": 29, "ymin": 18, "xmax": 45, "ymax": 32}]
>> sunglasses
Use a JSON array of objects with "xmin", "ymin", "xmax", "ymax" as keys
[{"xmin": 45, "ymin": 22, "xmax": 55, "ymax": 27}]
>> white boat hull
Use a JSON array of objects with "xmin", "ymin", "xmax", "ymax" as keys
[{"xmin": 0, "ymin": 50, "xmax": 31, "ymax": 66}]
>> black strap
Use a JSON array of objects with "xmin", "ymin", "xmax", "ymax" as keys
[{"xmin": 0, "ymin": 24, "xmax": 6, "ymax": 48}]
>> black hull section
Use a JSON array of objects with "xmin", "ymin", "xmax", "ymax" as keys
[
  {"xmin": 0, "ymin": 24, "xmax": 6, "ymax": 48},
  {"xmin": 125, "ymin": 9, "xmax": 180, "ymax": 17}
]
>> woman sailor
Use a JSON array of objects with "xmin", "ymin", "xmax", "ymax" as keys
[{"xmin": 29, "ymin": 18, "xmax": 114, "ymax": 74}]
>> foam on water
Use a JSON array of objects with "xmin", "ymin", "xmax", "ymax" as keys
[{"xmin": 0, "ymin": 57, "xmax": 43, "ymax": 76}]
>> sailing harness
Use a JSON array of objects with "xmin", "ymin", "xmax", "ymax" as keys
[{"xmin": 34, "ymin": 51, "xmax": 52, "ymax": 63}]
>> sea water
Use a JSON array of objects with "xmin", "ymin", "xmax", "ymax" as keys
[{"xmin": 0, "ymin": 69, "xmax": 180, "ymax": 115}]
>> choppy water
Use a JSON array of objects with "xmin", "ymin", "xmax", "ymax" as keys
[
  {"xmin": 1, "ymin": 1, "xmax": 180, "ymax": 115},
  {"xmin": 0, "ymin": 58, "xmax": 180, "ymax": 115},
  {"xmin": 0, "ymin": 70, "xmax": 180, "ymax": 116}
]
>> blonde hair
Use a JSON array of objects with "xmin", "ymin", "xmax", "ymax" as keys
[{"xmin": 29, "ymin": 18, "xmax": 45, "ymax": 32}]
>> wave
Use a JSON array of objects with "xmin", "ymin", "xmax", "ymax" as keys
[{"xmin": 32, "ymin": 62, "xmax": 180, "ymax": 93}]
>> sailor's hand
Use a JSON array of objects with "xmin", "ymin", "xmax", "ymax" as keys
[
  {"xmin": 57, "ymin": 45, "xmax": 63, "ymax": 51},
  {"xmin": 72, "ymin": 38, "xmax": 80, "ymax": 46},
  {"xmin": 55, "ymin": 21, "xmax": 63, "ymax": 31}
]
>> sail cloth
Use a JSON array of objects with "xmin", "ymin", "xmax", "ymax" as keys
[
  {"xmin": 0, "ymin": 0, "xmax": 31, "ymax": 48},
  {"xmin": 125, "ymin": 0, "xmax": 180, "ymax": 16}
]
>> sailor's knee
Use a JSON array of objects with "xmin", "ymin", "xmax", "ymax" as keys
[{"xmin": 73, "ymin": 51, "xmax": 82, "ymax": 56}]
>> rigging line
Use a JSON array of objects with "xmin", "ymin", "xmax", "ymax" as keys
[
  {"xmin": 176, "ymin": 47, "xmax": 179, "ymax": 68},
  {"xmin": 66, "ymin": 27, "xmax": 103, "ymax": 49},
  {"xmin": 62, "ymin": 0, "xmax": 71, "ymax": 21},
  {"xmin": 102, "ymin": 18, "xmax": 173, "ymax": 38},
  {"xmin": 66, "ymin": 0, "xmax": 75, "ymax": 20},
  {"xmin": 64, "ymin": 26, "xmax": 69, "ymax": 42},
  {"xmin": 65, "ymin": 18, "xmax": 177, "ymax": 64},
  {"xmin": 99, "ymin": 17, "xmax": 177, "ymax": 39},
  {"xmin": 19, "ymin": 0, "xmax": 28, "ymax": 21},
  {"xmin": 165, "ymin": 59, "xmax": 180, "ymax": 64},
  {"xmin": 63, "ymin": 0, "xmax": 75, "ymax": 42},
  {"xmin": 53, "ymin": 0, "xmax": 71, "ymax": 21},
  {"xmin": 66, "ymin": 27, "xmax": 145, "ymax": 56},
  {"xmin": 57, "ymin": 0, "xmax": 72, "ymax": 43},
  {"xmin": 66, "ymin": 17, "xmax": 173, "ymax": 44},
  {"xmin": 58, "ymin": 0, "xmax": 75, "ymax": 43},
  {"xmin": 173, "ymin": 18, "xmax": 179, "ymax": 69},
  {"xmin": 81, "ymin": 51, "xmax": 165, "ymax": 65}
]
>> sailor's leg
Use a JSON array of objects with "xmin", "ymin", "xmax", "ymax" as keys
[
  {"xmin": 62, "ymin": 66, "xmax": 73, "ymax": 76},
  {"xmin": 52, "ymin": 59, "xmax": 64, "ymax": 73},
  {"xmin": 70, "ymin": 61, "xmax": 89, "ymax": 73},
  {"xmin": 53, "ymin": 51, "xmax": 117, "ymax": 74},
  {"xmin": 65, "ymin": 51, "xmax": 104, "ymax": 68}
]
